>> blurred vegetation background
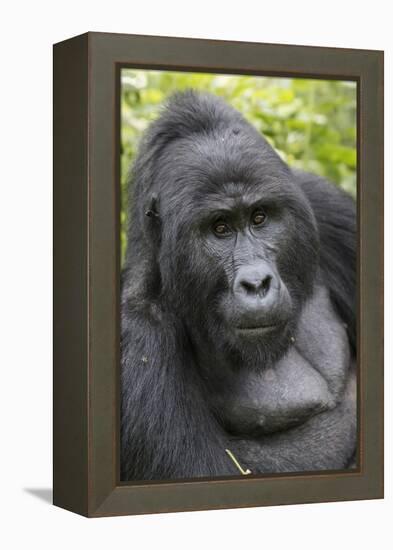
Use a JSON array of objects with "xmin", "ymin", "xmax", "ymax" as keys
[{"xmin": 121, "ymin": 70, "xmax": 357, "ymax": 261}]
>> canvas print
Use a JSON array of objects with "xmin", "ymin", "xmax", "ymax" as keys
[{"xmin": 119, "ymin": 70, "xmax": 357, "ymax": 482}]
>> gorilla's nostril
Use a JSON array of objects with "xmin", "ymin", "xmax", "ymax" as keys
[
  {"xmin": 261, "ymin": 275, "xmax": 272, "ymax": 296},
  {"xmin": 241, "ymin": 280, "xmax": 257, "ymax": 294}
]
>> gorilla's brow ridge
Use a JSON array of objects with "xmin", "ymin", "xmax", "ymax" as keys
[{"xmin": 195, "ymin": 184, "xmax": 281, "ymax": 215}]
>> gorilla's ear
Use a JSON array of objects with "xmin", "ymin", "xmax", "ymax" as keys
[
  {"xmin": 143, "ymin": 193, "xmax": 161, "ymax": 245},
  {"xmin": 145, "ymin": 193, "xmax": 160, "ymax": 220}
]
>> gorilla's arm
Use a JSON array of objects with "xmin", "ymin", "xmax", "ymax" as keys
[
  {"xmin": 120, "ymin": 299, "xmax": 237, "ymax": 480},
  {"xmin": 231, "ymin": 371, "xmax": 356, "ymax": 473}
]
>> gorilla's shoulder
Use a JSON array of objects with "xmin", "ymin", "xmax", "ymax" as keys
[{"xmin": 292, "ymin": 168, "xmax": 356, "ymax": 220}]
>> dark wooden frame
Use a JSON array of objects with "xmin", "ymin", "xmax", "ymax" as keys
[{"xmin": 53, "ymin": 32, "xmax": 384, "ymax": 517}]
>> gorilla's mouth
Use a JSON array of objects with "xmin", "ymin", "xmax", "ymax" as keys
[
  {"xmin": 235, "ymin": 324, "xmax": 278, "ymax": 334},
  {"xmin": 234, "ymin": 320, "xmax": 287, "ymax": 334}
]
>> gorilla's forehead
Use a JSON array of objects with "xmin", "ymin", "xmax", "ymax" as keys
[{"xmin": 158, "ymin": 131, "xmax": 291, "ymax": 206}]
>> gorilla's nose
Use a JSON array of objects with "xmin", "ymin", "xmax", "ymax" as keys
[
  {"xmin": 239, "ymin": 272, "xmax": 272, "ymax": 297},
  {"xmin": 234, "ymin": 263, "xmax": 277, "ymax": 304}
]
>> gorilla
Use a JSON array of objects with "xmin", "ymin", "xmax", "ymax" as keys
[{"xmin": 120, "ymin": 90, "xmax": 357, "ymax": 481}]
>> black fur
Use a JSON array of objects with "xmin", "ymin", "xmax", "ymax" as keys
[{"xmin": 121, "ymin": 90, "xmax": 357, "ymax": 480}]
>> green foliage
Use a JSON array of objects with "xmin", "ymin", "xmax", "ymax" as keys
[{"xmin": 121, "ymin": 70, "xmax": 357, "ymax": 260}]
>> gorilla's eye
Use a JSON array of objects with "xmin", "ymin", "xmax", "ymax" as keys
[
  {"xmin": 252, "ymin": 210, "xmax": 267, "ymax": 226},
  {"xmin": 213, "ymin": 221, "xmax": 232, "ymax": 236}
]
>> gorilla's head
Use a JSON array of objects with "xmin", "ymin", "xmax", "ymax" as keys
[{"xmin": 128, "ymin": 91, "xmax": 320, "ymax": 363}]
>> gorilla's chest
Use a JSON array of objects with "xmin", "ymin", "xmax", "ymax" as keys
[
  {"xmin": 218, "ymin": 347, "xmax": 336, "ymax": 436},
  {"xmin": 204, "ymin": 284, "xmax": 356, "ymax": 472},
  {"xmin": 211, "ymin": 285, "xmax": 351, "ymax": 436}
]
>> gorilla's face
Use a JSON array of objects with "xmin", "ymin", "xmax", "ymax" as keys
[
  {"xmin": 199, "ymin": 182, "xmax": 295, "ymax": 341},
  {"xmin": 156, "ymin": 129, "xmax": 319, "ymax": 358}
]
